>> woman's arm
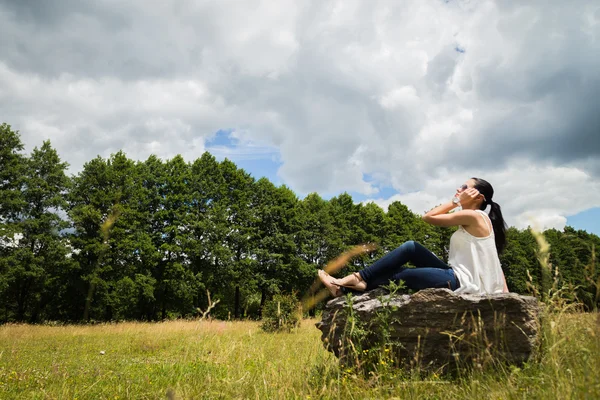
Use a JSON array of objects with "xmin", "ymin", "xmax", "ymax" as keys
[
  {"xmin": 422, "ymin": 205, "xmax": 480, "ymax": 227},
  {"xmin": 423, "ymin": 201, "xmax": 456, "ymax": 220},
  {"xmin": 422, "ymin": 188, "xmax": 482, "ymax": 227}
]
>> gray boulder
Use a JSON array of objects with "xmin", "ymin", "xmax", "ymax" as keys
[{"xmin": 315, "ymin": 288, "xmax": 542, "ymax": 372}]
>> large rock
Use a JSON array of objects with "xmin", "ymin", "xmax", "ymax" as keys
[{"xmin": 315, "ymin": 288, "xmax": 542, "ymax": 371}]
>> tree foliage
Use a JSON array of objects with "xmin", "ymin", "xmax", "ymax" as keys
[{"xmin": 1, "ymin": 124, "xmax": 599, "ymax": 322}]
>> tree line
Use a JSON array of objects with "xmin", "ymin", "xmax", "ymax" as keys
[{"xmin": 1, "ymin": 123, "xmax": 598, "ymax": 323}]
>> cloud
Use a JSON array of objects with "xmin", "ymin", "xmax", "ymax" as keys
[{"xmin": 0, "ymin": 0, "xmax": 599, "ymax": 230}]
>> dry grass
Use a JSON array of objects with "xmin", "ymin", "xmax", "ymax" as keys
[{"xmin": 0, "ymin": 313, "xmax": 598, "ymax": 399}]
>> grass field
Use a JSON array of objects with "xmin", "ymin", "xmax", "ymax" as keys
[{"xmin": 1, "ymin": 312, "xmax": 598, "ymax": 399}]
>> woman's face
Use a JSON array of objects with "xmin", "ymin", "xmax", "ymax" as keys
[
  {"xmin": 456, "ymin": 178, "xmax": 484, "ymax": 206},
  {"xmin": 456, "ymin": 179, "xmax": 477, "ymax": 196}
]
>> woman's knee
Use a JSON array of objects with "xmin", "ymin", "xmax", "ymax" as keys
[{"xmin": 400, "ymin": 240, "xmax": 416, "ymax": 253}]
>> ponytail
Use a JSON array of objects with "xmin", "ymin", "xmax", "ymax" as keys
[
  {"xmin": 487, "ymin": 200, "xmax": 507, "ymax": 254},
  {"xmin": 472, "ymin": 177, "xmax": 507, "ymax": 255}
]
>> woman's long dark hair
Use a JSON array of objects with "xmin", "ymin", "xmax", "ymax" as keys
[{"xmin": 472, "ymin": 177, "xmax": 507, "ymax": 254}]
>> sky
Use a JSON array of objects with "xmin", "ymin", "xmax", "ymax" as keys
[{"xmin": 1, "ymin": 0, "xmax": 599, "ymax": 235}]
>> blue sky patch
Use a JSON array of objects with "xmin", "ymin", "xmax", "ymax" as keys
[
  {"xmin": 205, "ymin": 129, "xmax": 283, "ymax": 184},
  {"xmin": 567, "ymin": 207, "xmax": 600, "ymax": 236},
  {"xmin": 206, "ymin": 129, "xmax": 236, "ymax": 147}
]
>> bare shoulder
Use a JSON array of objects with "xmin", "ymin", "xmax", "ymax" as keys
[
  {"xmin": 457, "ymin": 209, "xmax": 481, "ymax": 218},
  {"xmin": 460, "ymin": 209, "xmax": 492, "ymax": 237},
  {"xmin": 453, "ymin": 209, "xmax": 481, "ymax": 225}
]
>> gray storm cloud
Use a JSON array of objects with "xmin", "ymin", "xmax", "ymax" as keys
[{"xmin": 1, "ymin": 0, "xmax": 599, "ymax": 229}]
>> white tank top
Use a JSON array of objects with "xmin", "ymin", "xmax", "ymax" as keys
[{"xmin": 448, "ymin": 210, "xmax": 505, "ymax": 295}]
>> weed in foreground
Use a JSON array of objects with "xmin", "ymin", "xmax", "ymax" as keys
[{"xmin": 260, "ymin": 293, "xmax": 302, "ymax": 333}]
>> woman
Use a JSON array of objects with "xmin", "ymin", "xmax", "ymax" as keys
[{"xmin": 319, "ymin": 178, "xmax": 509, "ymax": 296}]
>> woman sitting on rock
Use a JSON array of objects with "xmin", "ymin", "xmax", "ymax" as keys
[{"xmin": 319, "ymin": 177, "xmax": 509, "ymax": 296}]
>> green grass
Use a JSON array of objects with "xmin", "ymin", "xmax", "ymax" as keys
[{"xmin": 0, "ymin": 313, "xmax": 598, "ymax": 399}]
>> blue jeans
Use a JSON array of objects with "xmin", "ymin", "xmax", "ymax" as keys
[{"xmin": 357, "ymin": 241, "xmax": 459, "ymax": 291}]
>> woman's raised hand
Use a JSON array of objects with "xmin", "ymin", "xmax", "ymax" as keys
[{"xmin": 458, "ymin": 188, "xmax": 481, "ymax": 205}]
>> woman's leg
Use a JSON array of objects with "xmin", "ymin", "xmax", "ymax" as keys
[
  {"xmin": 321, "ymin": 267, "xmax": 458, "ymax": 296},
  {"xmin": 334, "ymin": 241, "xmax": 451, "ymax": 291},
  {"xmin": 389, "ymin": 267, "xmax": 459, "ymax": 291},
  {"xmin": 359, "ymin": 241, "xmax": 449, "ymax": 288},
  {"xmin": 320, "ymin": 241, "xmax": 453, "ymax": 294},
  {"xmin": 331, "ymin": 272, "xmax": 365, "ymax": 288},
  {"xmin": 331, "ymin": 243, "xmax": 419, "ymax": 288}
]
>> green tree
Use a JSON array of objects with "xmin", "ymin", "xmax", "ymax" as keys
[
  {"xmin": 297, "ymin": 193, "xmax": 335, "ymax": 268},
  {"xmin": 328, "ymin": 193, "xmax": 359, "ymax": 254},
  {"xmin": 186, "ymin": 152, "xmax": 226, "ymax": 316},
  {"xmin": 499, "ymin": 227, "xmax": 537, "ymax": 294},
  {"xmin": 99, "ymin": 152, "xmax": 155, "ymax": 320},
  {"xmin": 219, "ymin": 160, "xmax": 256, "ymax": 318},
  {"xmin": 252, "ymin": 180, "xmax": 306, "ymax": 311},
  {"xmin": 0, "ymin": 123, "xmax": 26, "ymax": 321},
  {"xmin": 351, "ymin": 202, "xmax": 387, "ymax": 270},
  {"xmin": 384, "ymin": 202, "xmax": 418, "ymax": 251},
  {"xmin": 69, "ymin": 155, "xmax": 121, "ymax": 320},
  {"xmin": 0, "ymin": 123, "xmax": 26, "ymax": 222},
  {"xmin": 69, "ymin": 152, "xmax": 152, "ymax": 320},
  {"xmin": 152, "ymin": 155, "xmax": 202, "ymax": 319},
  {"xmin": 3, "ymin": 141, "xmax": 71, "ymax": 321}
]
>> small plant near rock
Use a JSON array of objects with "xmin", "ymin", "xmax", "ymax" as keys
[
  {"xmin": 261, "ymin": 293, "xmax": 302, "ymax": 332},
  {"xmin": 332, "ymin": 280, "xmax": 406, "ymax": 375}
]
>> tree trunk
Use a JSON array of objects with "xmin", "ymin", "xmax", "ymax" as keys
[
  {"xmin": 16, "ymin": 295, "xmax": 25, "ymax": 322},
  {"xmin": 17, "ymin": 279, "xmax": 31, "ymax": 321},
  {"xmin": 83, "ymin": 280, "xmax": 95, "ymax": 322},
  {"xmin": 259, "ymin": 288, "xmax": 267, "ymax": 318},
  {"xmin": 30, "ymin": 298, "xmax": 43, "ymax": 323},
  {"xmin": 234, "ymin": 285, "xmax": 241, "ymax": 319}
]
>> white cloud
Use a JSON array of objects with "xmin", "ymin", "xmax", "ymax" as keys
[
  {"xmin": 379, "ymin": 86, "xmax": 420, "ymax": 110},
  {"xmin": 1, "ymin": 0, "xmax": 599, "ymax": 230},
  {"xmin": 0, "ymin": 63, "xmax": 229, "ymax": 171}
]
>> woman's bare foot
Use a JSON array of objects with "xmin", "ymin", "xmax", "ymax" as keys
[
  {"xmin": 331, "ymin": 272, "xmax": 368, "ymax": 292},
  {"xmin": 333, "ymin": 272, "xmax": 362, "ymax": 287},
  {"xmin": 318, "ymin": 270, "xmax": 342, "ymax": 297},
  {"xmin": 332, "ymin": 278, "xmax": 367, "ymax": 291}
]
